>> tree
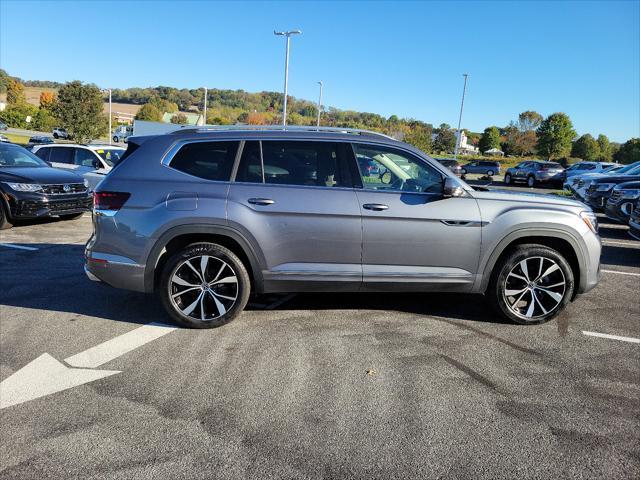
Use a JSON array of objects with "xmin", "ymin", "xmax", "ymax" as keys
[
  {"xmin": 404, "ymin": 124, "xmax": 433, "ymax": 153},
  {"xmin": 517, "ymin": 111, "xmax": 543, "ymax": 132},
  {"xmin": 479, "ymin": 126, "xmax": 501, "ymax": 153},
  {"xmin": 613, "ymin": 138, "xmax": 640, "ymax": 165},
  {"xmin": 536, "ymin": 113, "xmax": 576, "ymax": 159},
  {"xmin": 433, "ymin": 124, "xmax": 456, "ymax": 153},
  {"xmin": 571, "ymin": 134, "xmax": 600, "ymax": 161},
  {"xmin": 6, "ymin": 79, "xmax": 26, "ymax": 105},
  {"xmin": 170, "ymin": 113, "xmax": 188, "ymax": 124},
  {"xmin": 39, "ymin": 91, "xmax": 56, "ymax": 110},
  {"xmin": 53, "ymin": 81, "xmax": 107, "ymax": 143},
  {"xmin": 597, "ymin": 134, "xmax": 611, "ymax": 162},
  {"xmin": 135, "ymin": 103, "xmax": 163, "ymax": 121}
]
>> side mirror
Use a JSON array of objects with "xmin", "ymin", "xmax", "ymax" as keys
[{"xmin": 443, "ymin": 177, "xmax": 465, "ymax": 198}]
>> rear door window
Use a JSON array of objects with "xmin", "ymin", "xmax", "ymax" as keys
[
  {"xmin": 236, "ymin": 141, "xmax": 353, "ymax": 188},
  {"xmin": 48, "ymin": 147, "xmax": 74, "ymax": 164},
  {"xmin": 169, "ymin": 141, "xmax": 240, "ymax": 181},
  {"xmin": 34, "ymin": 147, "xmax": 50, "ymax": 161}
]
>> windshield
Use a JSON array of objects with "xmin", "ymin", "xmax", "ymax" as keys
[
  {"xmin": 93, "ymin": 148, "xmax": 125, "ymax": 167},
  {"xmin": 616, "ymin": 161, "xmax": 640, "ymax": 174},
  {"xmin": 0, "ymin": 144, "xmax": 49, "ymax": 167}
]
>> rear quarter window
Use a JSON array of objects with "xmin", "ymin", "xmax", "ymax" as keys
[{"xmin": 169, "ymin": 141, "xmax": 240, "ymax": 181}]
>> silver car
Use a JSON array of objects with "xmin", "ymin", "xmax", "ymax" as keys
[{"xmin": 85, "ymin": 126, "xmax": 601, "ymax": 328}]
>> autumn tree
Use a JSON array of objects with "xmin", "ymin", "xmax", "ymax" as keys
[
  {"xmin": 39, "ymin": 91, "xmax": 56, "ymax": 110},
  {"xmin": 536, "ymin": 113, "xmax": 576, "ymax": 159},
  {"xmin": 6, "ymin": 79, "xmax": 26, "ymax": 105},
  {"xmin": 170, "ymin": 113, "xmax": 188, "ymax": 124}
]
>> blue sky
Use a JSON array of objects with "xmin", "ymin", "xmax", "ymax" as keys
[{"xmin": 1, "ymin": 0, "xmax": 638, "ymax": 141}]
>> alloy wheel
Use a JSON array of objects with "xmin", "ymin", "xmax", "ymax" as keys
[
  {"xmin": 169, "ymin": 255, "xmax": 238, "ymax": 322},
  {"xmin": 502, "ymin": 256, "xmax": 566, "ymax": 321}
]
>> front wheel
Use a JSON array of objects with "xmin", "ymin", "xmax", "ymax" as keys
[
  {"xmin": 53, "ymin": 133, "xmax": 59, "ymax": 139},
  {"xmin": 159, "ymin": 242, "xmax": 251, "ymax": 328},
  {"xmin": 113, "ymin": 136, "xmax": 119, "ymax": 143},
  {"xmin": 504, "ymin": 173, "xmax": 512, "ymax": 184},
  {"xmin": 527, "ymin": 176, "xmax": 536, "ymax": 188},
  {"xmin": 489, "ymin": 244, "xmax": 574, "ymax": 324},
  {"xmin": 487, "ymin": 170, "xmax": 494, "ymax": 176}
]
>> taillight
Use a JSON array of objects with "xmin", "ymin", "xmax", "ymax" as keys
[{"xmin": 93, "ymin": 191, "xmax": 130, "ymax": 211}]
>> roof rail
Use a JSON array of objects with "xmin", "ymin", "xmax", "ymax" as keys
[{"xmin": 170, "ymin": 124, "xmax": 395, "ymax": 140}]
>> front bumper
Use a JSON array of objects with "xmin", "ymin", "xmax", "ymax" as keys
[
  {"xmin": 585, "ymin": 191, "xmax": 611, "ymax": 210},
  {"xmin": 5, "ymin": 191, "xmax": 92, "ymax": 219},
  {"xmin": 605, "ymin": 199, "xmax": 637, "ymax": 223},
  {"xmin": 629, "ymin": 214, "xmax": 640, "ymax": 241}
]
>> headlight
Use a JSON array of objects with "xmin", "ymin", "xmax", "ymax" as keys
[
  {"xmin": 83, "ymin": 178, "xmax": 89, "ymax": 187},
  {"xmin": 621, "ymin": 189, "xmax": 640, "ymax": 199},
  {"xmin": 6, "ymin": 183, "xmax": 43, "ymax": 192},
  {"xmin": 595, "ymin": 183, "xmax": 615, "ymax": 192},
  {"xmin": 580, "ymin": 211, "xmax": 599, "ymax": 234}
]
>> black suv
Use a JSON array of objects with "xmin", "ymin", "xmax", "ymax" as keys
[{"xmin": 0, "ymin": 143, "xmax": 91, "ymax": 229}]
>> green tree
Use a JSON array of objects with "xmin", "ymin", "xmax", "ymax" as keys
[
  {"xmin": 479, "ymin": 126, "xmax": 501, "ymax": 153},
  {"xmin": 6, "ymin": 79, "xmax": 26, "ymax": 105},
  {"xmin": 536, "ymin": 113, "xmax": 576, "ymax": 159},
  {"xmin": 517, "ymin": 111, "xmax": 543, "ymax": 132},
  {"xmin": 433, "ymin": 124, "xmax": 456, "ymax": 153},
  {"xmin": 135, "ymin": 103, "xmax": 163, "ymax": 121},
  {"xmin": 404, "ymin": 124, "xmax": 433, "ymax": 153},
  {"xmin": 613, "ymin": 138, "xmax": 640, "ymax": 165},
  {"xmin": 53, "ymin": 81, "xmax": 107, "ymax": 143},
  {"xmin": 571, "ymin": 134, "xmax": 600, "ymax": 161},
  {"xmin": 170, "ymin": 112, "xmax": 188, "ymax": 124},
  {"xmin": 597, "ymin": 134, "xmax": 611, "ymax": 161}
]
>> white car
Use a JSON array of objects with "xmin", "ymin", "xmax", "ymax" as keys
[
  {"xmin": 564, "ymin": 161, "xmax": 618, "ymax": 180},
  {"xmin": 52, "ymin": 127, "xmax": 70, "ymax": 140},
  {"xmin": 31, "ymin": 144, "xmax": 126, "ymax": 190},
  {"xmin": 566, "ymin": 163, "xmax": 640, "ymax": 199},
  {"xmin": 112, "ymin": 125, "xmax": 133, "ymax": 143}
]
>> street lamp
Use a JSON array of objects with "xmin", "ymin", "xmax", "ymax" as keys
[
  {"xmin": 453, "ymin": 73, "xmax": 468, "ymax": 160},
  {"xmin": 102, "ymin": 88, "xmax": 112, "ymax": 144},
  {"xmin": 316, "ymin": 81, "xmax": 323, "ymax": 128},
  {"xmin": 274, "ymin": 29, "xmax": 301, "ymax": 128}
]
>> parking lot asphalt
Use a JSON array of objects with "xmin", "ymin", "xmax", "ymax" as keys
[{"xmin": 1, "ymin": 187, "xmax": 639, "ymax": 479}]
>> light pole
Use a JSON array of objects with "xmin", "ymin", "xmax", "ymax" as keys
[
  {"xmin": 316, "ymin": 81, "xmax": 323, "ymax": 128},
  {"xmin": 274, "ymin": 29, "xmax": 301, "ymax": 128},
  {"xmin": 102, "ymin": 88, "xmax": 112, "ymax": 144},
  {"xmin": 453, "ymin": 73, "xmax": 468, "ymax": 160}
]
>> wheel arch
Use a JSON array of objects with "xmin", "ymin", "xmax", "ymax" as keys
[
  {"xmin": 144, "ymin": 224, "xmax": 266, "ymax": 294},
  {"xmin": 478, "ymin": 228, "xmax": 585, "ymax": 298}
]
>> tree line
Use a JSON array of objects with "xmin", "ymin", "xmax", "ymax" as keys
[{"xmin": 1, "ymin": 69, "xmax": 638, "ymax": 163}]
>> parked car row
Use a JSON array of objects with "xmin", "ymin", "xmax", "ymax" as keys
[{"xmin": 504, "ymin": 161, "xmax": 566, "ymax": 187}]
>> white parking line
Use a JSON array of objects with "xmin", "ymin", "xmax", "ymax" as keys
[
  {"xmin": 602, "ymin": 269, "xmax": 640, "ymax": 277},
  {"xmin": 0, "ymin": 243, "xmax": 38, "ymax": 251},
  {"xmin": 582, "ymin": 331, "xmax": 640, "ymax": 344}
]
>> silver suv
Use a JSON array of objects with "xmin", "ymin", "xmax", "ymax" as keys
[{"xmin": 85, "ymin": 127, "xmax": 601, "ymax": 328}]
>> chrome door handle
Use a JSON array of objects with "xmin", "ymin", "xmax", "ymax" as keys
[
  {"xmin": 248, "ymin": 198, "xmax": 275, "ymax": 206},
  {"xmin": 363, "ymin": 203, "xmax": 389, "ymax": 211}
]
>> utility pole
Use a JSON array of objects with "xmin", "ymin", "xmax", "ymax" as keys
[
  {"xmin": 107, "ymin": 88, "xmax": 112, "ymax": 145},
  {"xmin": 453, "ymin": 73, "xmax": 468, "ymax": 160},
  {"xmin": 274, "ymin": 30, "xmax": 301, "ymax": 127},
  {"xmin": 316, "ymin": 81, "xmax": 323, "ymax": 128}
]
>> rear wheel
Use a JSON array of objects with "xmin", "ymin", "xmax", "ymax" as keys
[
  {"xmin": 113, "ymin": 136, "xmax": 119, "ymax": 143},
  {"xmin": 159, "ymin": 242, "xmax": 251, "ymax": 328},
  {"xmin": 487, "ymin": 170, "xmax": 495, "ymax": 176},
  {"xmin": 489, "ymin": 244, "xmax": 574, "ymax": 324},
  {"xmin": 0, "ymin": 202, "xmax": 13, "ymax": 230},
  {"xmin": 527, "ymin": 175, "xmax": 536, "ymax": 188},
  {"xmin": 460, "ymin": 168, "xmax": 467, "ymax": 176},
  {"xmin": 504, "ymin": 173, "xmax": 512, "ymax": 184},
  {"xmin": 53, "ymin": 133, "xmax": 59, "ymax": 139}
]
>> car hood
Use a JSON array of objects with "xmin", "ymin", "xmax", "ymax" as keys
[
  {"xmin": 590, "ymin": 174, "xmax": 640, "ymax": 184},
  {"xmin": 471, "ymin": 187, "xmax": 586, "ymax": 209},
  {"xmin": 0, "ymin": 166, "xmax": 84, "ymax": 184}
]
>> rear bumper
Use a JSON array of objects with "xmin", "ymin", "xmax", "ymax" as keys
[{"xmin": 84, "ymin": 244, "xmax": 146, "ymax": 292}]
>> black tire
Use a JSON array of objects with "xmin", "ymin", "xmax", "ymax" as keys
[
  {"xmin": 461, "ymin": 168, "xmax": 467, "ymax": 176},
  {"xmin": 159, "ymin": 242, "xmax": 251, "ymax": 328},
  {"xmin": 0, "ymin": 201, "xmax": 13, "ymax": 230},
  {"xmin": 60, "ymin": 213, "xmax": 84, "ymax": 220},
  {"xmin": 113, "ymin": 136, "xmax": 119, "ymax": 143},
  {"xmin": 487, "ymin": 170, "xmax": 494, "ymax": 177},
  {"xmin": 527, "ymin": 175, "xmax": 536, "ymax": 188},
  {"xmin": 53, "ymin": 133, "xmax": 59, "ymax": 139},
  {"xmin": 488, "ymin": 244, "xmax": 575, "ymax": 324},
  {"xmin": 504, "ymin": 173, "xmax": 512, "ymax": 184}
]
